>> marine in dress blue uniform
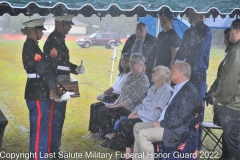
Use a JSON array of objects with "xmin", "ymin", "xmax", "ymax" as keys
[
  {"xmin": 43, "ymin": 15, "xmax": 85, "ymax": 155},
  {"xmin": 21, "ymin": 18, "xmax": 68, "ymax": 160}
]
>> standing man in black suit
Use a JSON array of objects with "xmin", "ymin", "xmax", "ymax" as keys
[
  {"xmin": 132, "ymin": 61, "xmax": 200, "ymax": 160},
  {"xmin": 122, "ymin": 22, "xmax": 156, "ymax": 81}
]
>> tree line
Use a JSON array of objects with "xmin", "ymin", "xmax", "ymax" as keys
[{"xmin": 0, "ymin": 13, "xmax": 137, "ymax": 37}]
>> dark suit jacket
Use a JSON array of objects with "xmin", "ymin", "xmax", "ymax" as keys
[
  {"xmin": 121, "ymin": 33, "xmax": 156, "ymax": 80},
  {"xmin": 160, "ymin": 81, "xmax": 201, "ymax": 148}
]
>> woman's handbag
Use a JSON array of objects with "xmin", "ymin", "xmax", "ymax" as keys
[
  {"xmin": 114, "ymin": 116, "xmax": 127, "ymax": 132},
  {"xmin": 97, "ymin": 93, "xmax": 119, "ymax": 103}
]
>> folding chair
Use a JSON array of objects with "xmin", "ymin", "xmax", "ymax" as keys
[{"xmin": 200, "ymin": 122, "xmax": 223, "ymax": 160}]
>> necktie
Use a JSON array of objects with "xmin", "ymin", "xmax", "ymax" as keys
[{"xmin": 133, "ymin": 39, "xmax": 141, "ymax": 53}]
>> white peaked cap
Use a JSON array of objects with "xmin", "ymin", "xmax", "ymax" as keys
[
  {"xmin": 54, "ymin": 15, "xmax": 74, "ymax": 24},
  {"xmin": 22, "ymin": 18, "xmax": 46, "ymax": 30}
]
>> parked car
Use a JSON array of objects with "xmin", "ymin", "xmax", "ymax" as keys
[{"xmin": 76, "ymin": 32, "xmax": 121, "ymax": 49}]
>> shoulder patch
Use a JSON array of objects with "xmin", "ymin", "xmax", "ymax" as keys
[
  {"xmin": 50, "ymin": 47, "xmax": 58, "ymax": 58},
  {"xmin": 34, "ymin": 53, "xmax": 42, "ymax": 62}
]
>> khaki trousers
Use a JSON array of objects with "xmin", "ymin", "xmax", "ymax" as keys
[{"xmin": 133, "ymin": 122, "xmax": 164, "ymax": 160}]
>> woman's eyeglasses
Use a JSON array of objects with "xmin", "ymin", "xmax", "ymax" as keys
[{"xmin": 129, "ymin": 61, "xmax": 138, "ymax": 65}]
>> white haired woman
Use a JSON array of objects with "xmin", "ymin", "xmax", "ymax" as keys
[{"xmin": 115, "ymin": 66, "xmax": 173, "ymax": 160}]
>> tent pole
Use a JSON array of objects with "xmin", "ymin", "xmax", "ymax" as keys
[
  {"xmin": 157, "ymin": 17, "xmax": 161, "ymax": 36},
  {"xmin": 109, "ymin": 45, "xmax": 117, "ymax": 86}
]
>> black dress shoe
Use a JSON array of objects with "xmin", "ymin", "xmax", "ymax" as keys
[{"xmin": 99, "ymin": 138, "xmax": 110, "ymax": 148}]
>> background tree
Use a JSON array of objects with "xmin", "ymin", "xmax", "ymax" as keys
[
  {"xmin": 0, "ymin": 14, "xmax": 11, "ymax": 33},
  {"xmin": 11, "ymin": 14, "xmax": 41, "ymax": 34},
  {"xmin": 76, "ymin": 14, "xmax": 137, "ymax": 37}
]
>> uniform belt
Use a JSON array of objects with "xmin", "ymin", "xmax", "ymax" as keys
[
  {"xmin": 57, "ymin": 65, "xmax": 69, "ymax": 71},
  {"xmin": 27, "ymin": 73, "xmax": 40, "ymax": 78},
  {"xmin": 57, "ymin": 75, "xmax": 70, "ymax": 82}
]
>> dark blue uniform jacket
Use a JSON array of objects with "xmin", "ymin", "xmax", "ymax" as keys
[{"xmin": 22, "ymin": 38, "xmax": 66, "ymax": 100}]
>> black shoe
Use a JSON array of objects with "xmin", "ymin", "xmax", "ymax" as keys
[{"xmin": 99, "ymin": 138, "xmax": 109, "ymax": 148}]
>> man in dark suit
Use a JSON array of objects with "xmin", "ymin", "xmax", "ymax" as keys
[
  {"xmin": 122, "ymin": 22, "xmax": 156, "ymax": 81},
  {"xmin": 132, "ymin": 61, "xmax": 200, "ymax": 160}
]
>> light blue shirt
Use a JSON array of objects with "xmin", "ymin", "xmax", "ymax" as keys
[
  {"xmin": 135, "ymin": 83, "xmax": 173, "ymax": 122},
  {"xmin": 158, "ymin": 80, "xmax": 189, "ymax": 122}
]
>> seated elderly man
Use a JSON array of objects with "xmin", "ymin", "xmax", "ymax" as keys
[
  {"xmin": 99, "ymin": 53, "xmax": 150, "ymax": 148},
  {"xmin": 132, "ymin": 61, "xmax": 200, "ymax": 160},
  {"xmin": 115, "ymin": 65, "xmax": 173, "ymax": 160}
]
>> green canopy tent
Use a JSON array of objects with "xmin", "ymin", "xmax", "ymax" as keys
[{"xmin": 0, "ymin": 0, "xmax": 240, "ymax": 17}]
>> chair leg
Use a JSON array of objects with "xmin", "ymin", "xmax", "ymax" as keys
[{"xmin": 201, "ymin": 126, "xmax": 223, "ymax": 160}]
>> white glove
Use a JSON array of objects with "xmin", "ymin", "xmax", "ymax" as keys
[
  {"xmin": 55, "ymin": 99, "xmax": 63, "ymax": 103},
  {"xmin": 61, "ymin": 91, "xmax": 75, "ymax": 101},
  {"xmin": 75, "ymin": 65, "xmax": 85, "ymax": 74}
]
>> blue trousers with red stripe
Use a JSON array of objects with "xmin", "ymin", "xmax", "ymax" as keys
[
  {"xmin": 49, "ymin": 101, "xmax": 67, "ymax": 154},
  {"xmin": 27, "ymin": 100, "xmax": 51, "ymax": 160}
]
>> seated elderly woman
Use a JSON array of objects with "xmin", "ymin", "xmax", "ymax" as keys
[
  {"xmin": 114, "ymin": 66, "xmax": 173, "ymax": 160},
  {"xmin": 83, "ymin": 54, "xmax": 149, "ymax": 139},
  {"xmin": 83, "ymin": 53, "xmax": 131, "ymax": 139},
  {"xmin": 99, "ymin": 53, "xmax": 150, "ymax": 147}
]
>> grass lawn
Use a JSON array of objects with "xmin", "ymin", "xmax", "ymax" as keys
[{"xmin": 0, "ymin": 39, "xmax": 225, "ymax": 160}]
